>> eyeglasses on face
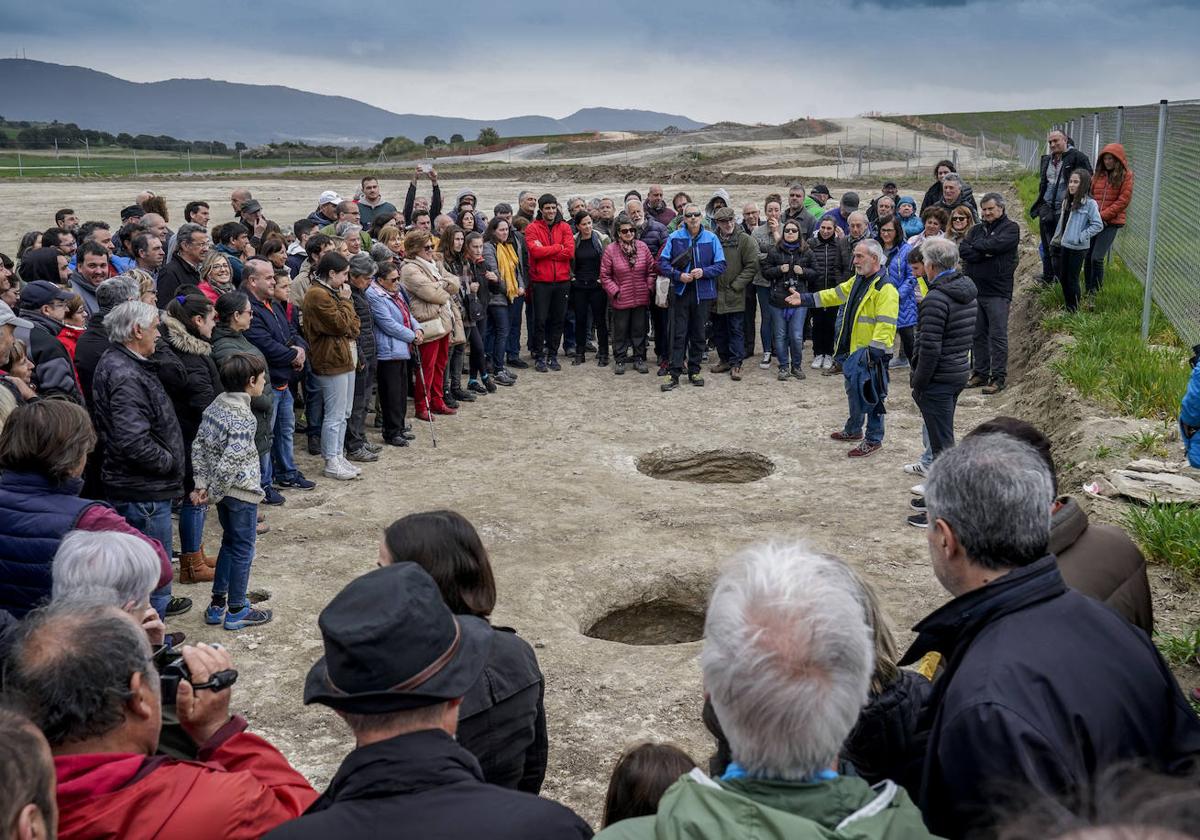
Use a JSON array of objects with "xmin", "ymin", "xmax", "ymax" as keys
[
  {"xmin": 422, "ymin": 245, "xmax": 434, "ymax": 252},
  {"xmin": 684, "ymin": 212, "xmax": 702, "ymax": 218},
  {"xmin": 618, "ymin": 228, "xmax": 635, "ymax": 235}
]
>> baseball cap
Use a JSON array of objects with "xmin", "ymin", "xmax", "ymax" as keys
[
  {"xmin": 811, "ymin": 184, "xmax": 831, "ymax": 197},
  {"xmin": 840, "ymin": 192, "xmax": 861, "ymax": 210},
  {"xmin": 318, "ymin": 190, "xmax": 342, "ymax": 207},
  {"xmin": 19, "ymin": 280, "xmax": 74, "ymax": 310},
  {"xmin": 120, "ymin": 205, "xmax": 144, "ymax": 221},
  {"xmin": 0, "ymin": 301, "xmax": 33, "ymax": 330}
]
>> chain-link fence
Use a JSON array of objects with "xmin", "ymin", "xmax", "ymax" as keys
[{"xmin": 1018, "ymin": 101, "xmax": 1200, "ymax": 346}]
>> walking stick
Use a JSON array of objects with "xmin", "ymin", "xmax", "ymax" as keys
[{"xmin": 413, "ymin": 347, "xmax": 437, "ymax": 448}]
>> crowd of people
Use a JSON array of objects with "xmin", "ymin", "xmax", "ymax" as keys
[{"xmin": 0, "ymin": 150, "xmax": 1198, "ymax": 839}]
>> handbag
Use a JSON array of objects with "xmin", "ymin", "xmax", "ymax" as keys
[
  {"xmin": 418, "ymin": 316, "xmax": 447, "ymax": 341},
  {"xmin": 467, "ymin": 292, "xmax": 485, "ymax": 322},
  {"xmin": 655, "ymin": 275, "xmax": 671, "ymax": 308}
]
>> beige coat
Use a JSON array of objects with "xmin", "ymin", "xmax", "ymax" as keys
[{"xmin": 400, "ymin": 258, "xmax": 460, "ymax": 336}]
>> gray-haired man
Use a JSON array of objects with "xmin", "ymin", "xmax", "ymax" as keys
[{"xmin": 960, "ymin": 193, "xmax": 1020, "ymax": 395}]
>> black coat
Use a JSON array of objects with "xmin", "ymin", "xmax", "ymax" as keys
[
  {"xmin": 263, "ymin": 729, "xmax": 591, "ymax": 840},
  {"xmin": 762, "ymin": 243, "xmax": 816, "ymax": 305},
  {"xmin": 160, "ymin": 315, "xmax": 221, "ymax": 490},
  {"xmin": 911, "ymin": 269, "xmax": 978, "ymax": 393},
  {"xmin": 920, "ymin": 181, "xmax": 977, "ymax": 214},
  {"xmin": 91, "ymin": 344, "xmax": 185, "ymax": 502},
  {"xmin": 841, "ymin": 668, "xmax": 931, "ymax": 787},
  {"xmin": 958, "ymin": 214, "xmax": 1021, "ymax": 299},
  {"xmin": 1031, "ymin": 147, "xmax": 1092, "ymax": 220},
  {"xmin": 458, "ymin": 626, "xmax": 547, "ymax": 794},
  {"xmin": 19, "ymin": 312, "xmax": 83, "ymax": 403},
  {"xmin": 349, "ymin": 286, "xmax": 378, "ymax": 362},
  {"xmin": 806, "ymin": 233, "xmax": 847, "ymax": 291},
  {"xmin": 156, "ymin": 253, "xmax": 202, "ymax": 308},
  {"xmin": 74, "ymin": 313, "xmax": 110, "ymax": 406},
  {"xmin": 900, "ymin": 556, "xmax": 1200, "ymax": 839}
]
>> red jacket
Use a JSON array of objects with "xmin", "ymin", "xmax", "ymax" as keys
[
  {"xmin": 600, "ymin": 240, "xmax": 657, "ymax": 309},
  {"xmin": 54, "ymin": 716, "xmax": 317, "ymax": 840},
  {"xmin": 1091, "ymin": 142, "xmax": 1133, "ymax": 226},
  {"xmin": 523, "ymin": 217, "xmax": 574, "ymax": 284}
]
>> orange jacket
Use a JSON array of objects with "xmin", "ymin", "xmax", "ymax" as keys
[
  {"xmin": 1091, "ymin": 142, "xmax": 1133, "ymax": 226},
  {"xmin": 54, "ymin": 716, "xmax": 317, "ymax": 840}
]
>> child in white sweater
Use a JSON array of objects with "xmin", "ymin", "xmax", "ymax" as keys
[{"xmin": 192, "ymin": 352, "xmax": 272, "ymax": 630}]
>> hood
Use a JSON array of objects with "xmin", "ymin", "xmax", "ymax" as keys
[
  {"xmin": 69, "ymin": 271, "xmax": 100, "ymax": 294},
  {"xmin": 1098, "ymin": 142, "xmax": 1129, "ymax": 170},
  {"xmin": 932, "ymin": 269, "xmax": 977, "ymax": 304},
  {"xmin": 644, "ymin": 772, "xmax": 922, "ymax": 840},
  {"xmin": 897, "ymin": 196, "xmax": 916, "ymax": 209},
  {"xmin": 20, "ymin": 310, "xmax": 64, "ymax": 336},
  {"xmin": 316, "ymin": 729, "xmax": 482, "ymax": 807},
  {"xmin": 455, "ymin": 187, "xmax": 477, "ymax": 205},
  {"xmin": 1048, "ymin": 495, "xmax": 1088, "ymax": 556},
  {"xmin": 705, "ymin": 189, "xmax": 732, "ymax": 216},
  {"xmin": 287, "ymin": 240, "xmax": 306, "ymax": 256},
  {"xmin": 54, "ymin": 752, "xmax": 176, "ymax": 839},
  {"xmin": 20, "ymin": 247, "xmax": 64, "ymax": 285},
  {"xmin": 162, "ymin": 313, "xmax": 212, "ymax": 356}
]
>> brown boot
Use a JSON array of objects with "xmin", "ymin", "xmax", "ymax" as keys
[
  {"xmin": 179, "ymin": 551, "xmax": 215, "ymax": 584},
  {"xmin": 730, "ymin": 366, "xmax": 742, "ymax": 381},
  {"xmin": 198, "ymin": 544, "xmax": 216, "ymax": 568}
]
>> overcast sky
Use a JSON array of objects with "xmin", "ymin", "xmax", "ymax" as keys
[{"xmin": 9, "ymin": 0, "xmax": 1200, "ymax": 123}]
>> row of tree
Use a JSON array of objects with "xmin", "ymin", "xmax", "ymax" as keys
[
  {"xmin": 0, "ymin": 119, "xmax": 237, "ymax": 153},
  {"xmin": 422, "ymin": 127, "xmax": 500, "ymax": 148}
]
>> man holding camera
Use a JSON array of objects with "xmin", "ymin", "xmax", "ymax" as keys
[
  {"xmin": 658, "ymin": 203, "xmax": 726, "ymax": 391},
  {"xmin": 4, "ymin": 601, "xmax": 316, "ymax": 840}
]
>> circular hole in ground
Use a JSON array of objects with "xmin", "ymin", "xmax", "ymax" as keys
[
  {"xmin": 636, "ymin": 447, "xmax": 775, "ymax": 484},
  {"xmin": 584, "ymin": 598, "xmax": 705, "ymax": 645}
]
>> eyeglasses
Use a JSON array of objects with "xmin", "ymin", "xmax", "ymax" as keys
[
  {"xmin": 683, "ymin": 212, "xmax": 702, "ymax": 218},
  {"xmin": 210, "ymin": 265, "xmax": 231, "ymax": 274},
  {"xmin": 618, "ymin": 228, "xmax": 635, "ymax": 235},
  {"xmin": 952, "ymin": 216, "xmax": 970, "ymax": 223},
  {"xmin": 422, "ymin": 245, "xmax": 434, "ymax": 252}
]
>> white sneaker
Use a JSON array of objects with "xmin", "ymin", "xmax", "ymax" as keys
[
  {"xmin": 758, "ymin": 352, "xmax": 771, "ymax": 370},
  {"xmin": 903, "ymin": 462, "xmax": 928, "ymax": 477},
  {"xmin": 821, "ymin": 355, "xmax": 833, "ymax": 369},
  {"xmin": 338, "ymin": 455, "xmax": 362, "ymax": 475},
  {"xmin": 323, "ymin": 459, "xmax": 358, "ymax": 480},
  {"xmin": 910, "ymin": 482, "xmax": 926, "ymax": 496},
  {"xmin": 811, "ymin": 354, "xmax": 824, "ymax": 369}
]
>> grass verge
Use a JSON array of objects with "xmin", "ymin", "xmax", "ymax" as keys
[
  {"xmin": 1012, "ymin": 174, "xmax": 1190, "ymax": 420},
  {"xmin": 1125, "ymin": 502, "xmax": 1200, "ymax": 576}
]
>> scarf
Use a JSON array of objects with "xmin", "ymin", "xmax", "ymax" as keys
[
  {"xmin": 495, "ymin": 241, "xmax": 520, "ymax": 301},
  {"xmin": 780, "ymin": 237, "xmax": 802, "ymax": 253},
  {"xmin": 205, "ymin": 273, "xmax": 235, "ymax": 297},
  {"xmin": 619, "ymin": 238, "xmax": 639, "ymax": 270},
  {"xmin": 376, "ymin": 281, "xmax": 413, "ymax": 329}
]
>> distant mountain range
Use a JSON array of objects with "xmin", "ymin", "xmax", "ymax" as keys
[{"xmin": 0, "ymin": 60, "xmax": 706, "ymax": 146}]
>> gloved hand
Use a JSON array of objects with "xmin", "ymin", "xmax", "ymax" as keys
[{"xmin": 869, "ymin": 347, "xmax": 889, "ymax": 364}]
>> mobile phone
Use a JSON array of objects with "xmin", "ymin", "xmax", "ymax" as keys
[{"xmin": 418, "ymin": 161, "xmax": 433, "ymax": 174}]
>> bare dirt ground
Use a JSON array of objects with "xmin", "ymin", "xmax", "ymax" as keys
[{"xmin": 6, "ymin": 175, "xmax": 1193, "ymax": 827}]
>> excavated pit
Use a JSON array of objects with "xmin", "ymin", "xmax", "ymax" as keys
[
  {"xmin": 584, "ymin": 598, "xmax": 706, "ymax": 646},
  {"xmin": 636, "ymin": 447, "xmax": 775, "ymax": 484}
]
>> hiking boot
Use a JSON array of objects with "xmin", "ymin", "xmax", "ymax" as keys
[
  {"xmin": 614, "ymin": 361, "xmax": 626, "ymax": 375},
  {"xmin": 730, "ymin": 366, "xmax": 742, "ymax": 381},
  {"xmin": 688, "ymin": 374, "xmax": 705, "ymax": 387},
  {"xmin": 483, "ymin": 375, "xmax": 497, "ymax": 393},
  {"xmin": 452, "ymin": 386, "xmax": 476, "ymax": 402},
  {"xmin": 777, "ymin": 368, "xmax": 791, "ymax": 381},
  {"xmin": 661, "ymin": 376, "xmax": 680, "ymax": 392},
  {"xmin": 585, "ymin": 340, "xmax": 598, "ymax": 353},
  {"xmin": 571, "ymin": 354, "xmax": 585, "ymax": 366},
  {"xmin": 848, "ymin": 441, "xmax": 882, "ymax": 458},
  {"xmin": 468, "ymin": 379, "xmax": 488, "ymax": 395},
  {"xmin": 548, "ymin": 356, "xmax": 562, "ymax": 371},
  {"xmin": 363, "ymin": 441, "xmax": 383, "ymax": 453},
  {"xmin": 494, "ymin": 370, "xmax": 516, "ymax": 386},
  {"xmin": 345, "ymin": 447, "xmax": 380, "ymax": 463},
  {"xmin": 710, "ymin": 361, "xmax": 732, "ymax": 374},
  {"xmin": 178, "ymin": 551, "xmax": 214, "ymax": 584},
  {"xmin": 830, "ymin": 430, "xmax": 864, "ymax": 442},
  {"xmin": 166, "ymin": 597, "xmax": 192, "ymax": 617},
  {"xmin": 965, "ymin": 373, "xmax": 988, "ymax": 388},
  {"xmin": 224, "ymin": 604, "xmax": 273, "ymax": 630},
  {"xmin": 596, "ymin": 354, "xmax": 609, "ymax": 367},
  {"xmin": 324, "ymin": 458, "xmax": 359, "ymax": 480},
  {"xmin": 657, "ymin": 359, "xmax": 670, "ymax": 376},
  {"xmin": 535, "ymin": 358, "xmax": 549, "ymax": 373},
  {"xmin": 982, "ymin": 379, "xmax": 1006, "ymax": 395},
  {"xmin": 634, "ymin": 360, "xmax": 649, "ymax": 375},
  {"xmin": 790, "ymin": 367, "xmax": 806, "ymax": 381}
]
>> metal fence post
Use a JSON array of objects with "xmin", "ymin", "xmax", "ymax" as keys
[
  {"xmin": 1092, "ymin": 112, "xmax": 1100, "ymax": 161},
  {"xmin": 1114, "ymin": 106, "xmax": 1124, "ymax": 144},
  {"xmin": 1141, "ymin": 100, "xmax": 1169, "ymax": 342}
]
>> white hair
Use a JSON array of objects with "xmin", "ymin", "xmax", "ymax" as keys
[
  {"xmin": 51, "ymin": 530, "xmax": 160, "ymax": 607},
  {"xmin": 855, "ymin": 238, "xmax": 885, "ymax": 267},
  {"xmin": 921, "ymin": 237, "xmax": 960, "ymax": 272},
  {"xmin": 701, "ymin": 543, "xmax": 873, "ymax": 780},
  {"xmin": 104, "ymin": 301, "xmax": 158, "ymax": 344},
  {"xmin": 848, "ymin": 210, "xmax": 869, "ymax": 224}
]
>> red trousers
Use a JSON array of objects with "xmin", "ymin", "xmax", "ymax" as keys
[{"xmin": 413, "ymin": 336, "xmax": 449, "ymax": 415}]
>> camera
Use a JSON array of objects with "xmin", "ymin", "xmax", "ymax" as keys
[
  {"xmin": 770, "ymin": 275, "xmax": 802, "ymax": 309},
  {"xmin": 155, "ymin": 645, "xmax": 238, "ymax": 705}
]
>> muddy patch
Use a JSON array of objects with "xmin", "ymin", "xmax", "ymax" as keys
[{"xmin": 636, "ymin": 447, "xmax": 775, "ymax": 484}]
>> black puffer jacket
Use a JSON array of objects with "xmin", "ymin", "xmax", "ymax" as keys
[
  {"xmin": 958, "ymin": 214, "xmax": 1021, "ymax": 299},
  {"xmin": 921, "ymin": 180, "xmax": 977, "ymax": 213},
  {"xmin": 349, "ymin": 285, "xmax": 378, "ymax": 362},
  {"xmin": 841, "ymin": 669, "xmax": 931, "ymax": 787},
  {"xmin": 18, "ymin": 312, "xmax": 83, "ymax": 403},
  {"xmin": 806, "ymin": 232, "xmax": 847, "ymax": 291},
  {"xmin": 91, "ymin": 344, "xmax": 185, "ymax": 502},
  {"xmin": 161, "ymin": 315, "xmax": 222, "ymax": 491},
  {"xmin": 911, "ymin": 269, "xmax": 978, "ymax": 393},
  {"xmin": 74, "ymin": 312, "xmax": 110, "ymax": 405},
  {"xmin": 762, "ymin": 243, "xmax": 816, "ymax": 306}
]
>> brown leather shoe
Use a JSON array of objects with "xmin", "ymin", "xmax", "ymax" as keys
[
  {"xmin": 965, "ymin": 373, "xmax": 988, "ymax": 388},
  {"xmin": 730, "ymin": 366, "xmax": 742, "ymax": 381},
  {"xmin": 178, "ymin": 550, "xmax": 215, "ymax": 584},
  {"xmin": 982, "ymin": 379, "xmax": 1006, "ymax": 395},
  {"xmin": 710, "ymin": 361, "xmax": 732, "ymax": 374}
]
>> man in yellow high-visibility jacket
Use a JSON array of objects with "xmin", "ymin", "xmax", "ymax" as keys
[{"xmin": 792, "ymin": 238, "xmax": 899, "ymax": 457}]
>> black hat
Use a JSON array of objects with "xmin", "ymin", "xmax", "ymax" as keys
[
  {"xmin": 240, "ymin": 199, "xmax": 263, "ymax": 216},
  {"xmin": 120, "ymin": 205, "xmax": 144, "ymax": 221},
  {"xmin": 303, "ymin": 563, "xmax": 491, "ymax": 713},
  {"xmin": 883, "ymin": 181, "xmax": 897, "ymax": 190},
  {"xmin": 811, "ymin": 184, "xmax": 831, "ymax": 198},
  {"xmin": 538, "ymin": 193, "xmax": 558, "ymax": 208},
  {"xmin": 19, "ymin": 280, "xmax": 73, "ymax": 310}
]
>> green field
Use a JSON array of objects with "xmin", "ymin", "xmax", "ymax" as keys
[
  {"xmin": 0, "ymin": 152, "xmax": 336, "ymax": 178},
  {"xmin": 882, "ymin": 108, "xmax": 1107, "ymax": 144}
]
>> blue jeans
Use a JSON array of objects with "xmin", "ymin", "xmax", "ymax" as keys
[
  {"xmin": 179, "ymin": 501, "xmax": 207, "ymax": 554},
  {"xmin": 213, "ymin": 497, "xmax": 258, "ymax": 610},
  {"xmin": 486, "ymin": 304, "xmax": 510, "ymax": 371},
  {"xmin": 506, "ymin": 297, "xmax": 524, "ymax": 360},
  {"xmin": 755, "ymin": 286, "xmax": 773, "ymax": 355},
  {"xmin": 314, "ymin": 371, "xmax": 355, "ymax": 460},
  {"xmin": 114, "ymin": 499, "xmax": 173, "ymax": 618},
  {"xmin": 772, "ymin": 305, "xmax": 806, "ymax": 369},
  {"xmin": 843, "ymin": 367, "xmax": 887, "ymax": 445},
  {"xmin": 270, "ymin": 385, "xmax": 299, "ymax": 481},
  {"xmin": 713, "ymin": 311, "xmax": 744, "ymax": 364}
]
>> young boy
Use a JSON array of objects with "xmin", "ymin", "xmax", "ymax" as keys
[{"xmin": 191, "ymin": 352, "xmax": 273, "ymax": 629}]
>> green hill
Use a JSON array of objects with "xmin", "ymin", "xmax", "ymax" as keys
[{"xmin": 882, "ymin": 108, "xmax": 1107, "ymax": 144}]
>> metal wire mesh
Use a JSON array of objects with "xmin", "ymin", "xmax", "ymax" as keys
[{"xmin": 1018, "ymin": 101, "xmax": 1200, "ymax": 346}]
